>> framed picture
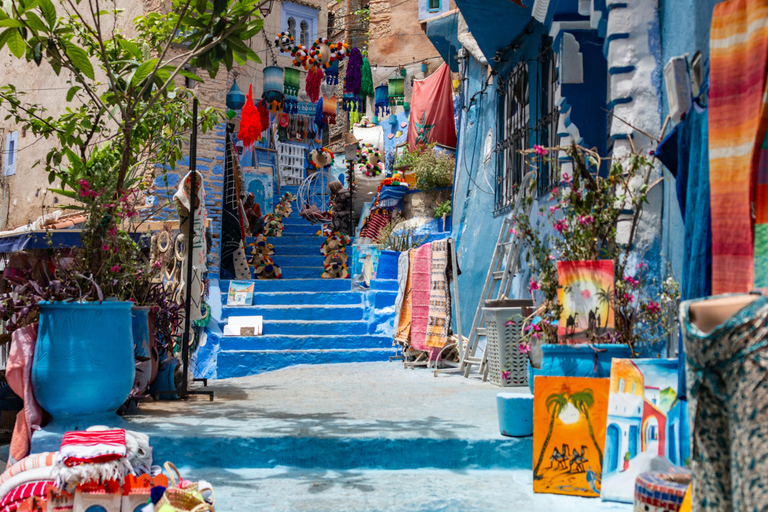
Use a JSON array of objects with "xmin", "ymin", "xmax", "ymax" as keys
[{"xmin": 557, "ymin": 260, "xmax": 615, "ymax": 343}]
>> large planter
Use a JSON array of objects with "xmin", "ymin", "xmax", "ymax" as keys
[
  {"xmin": 377, "ymin": 250, "xmax": 401, "ymax": 280},
  {"xmin": 32, "ymin": 301, "xmax": 135, "ymax": 422},
  {"xmin": 131, "ymin": 307, "xmax": 153, "ymax": 395},
  {"xmin": 527, "ymin": 343, "xmax": 632, "ymax": 394}
]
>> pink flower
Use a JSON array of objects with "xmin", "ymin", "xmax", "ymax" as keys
[
  {"xmin": 108, "ymin": 227, "xmax": 118, "ymax": 238},
  {"xmin": 561, "ymin": 173, "xmax": 572, "ymax": 183},
  {"xmin": 153, "ymin": 260, "xmax": 162, "ymax": 268},
  {"xmin": 636, "ymin": 262, "xmax": 647, "ymax": 270},
  {"xmin": 554, "ymin": 219, "xmax": 568, "ymax": 233},
  {"xmin": 509, "ymin": 227, "xmax": 519, "ymax": 236},
  {"xmin": 646, "ymin": 301, "xmax": 661, "ymax": 314},
  {"xmin": 519, "ymin": 343, "xmax": 532, "ymax": 355},
  {"xmin": 582, "ymin": 289, "xmax": 591, "ymax": 299},
  {"xmin": 110, "ymin": 265, "xmax": 121, "ymax": 272},
  {"xmin": 531, "ymin": 331, "xmax": 541, "ymax": 340},
  {"xmin": 548, "ymin": 254, "xmax": 556, "ymax": 260},
  {"xmin": 530, "ymin": 279, "xmax": 540, "ymax": 292},
  {"xmin": 624, "ymin": 293, "xmax": 634, "ymax": 303},
  {"xmin": 551, "ymin": 187, "xmax": 560, "ymax": 197},
  {"xmin": 624, "ymin": 275, "xmax": 640, "ymax": 288},
  {"xmin": 549, "ymin": 205, "xmax": 559, "ymax": 213},
  {"xmin": 533, "ymin": 144, "xmax": 547, "ymax": 156},
  {"xmin": 78, "ymin": 179, "xmax": 89, "ymax": 187},
  {"xmin": 502, "ymin": 371, "xmax": 511, "ymax": 380},
  {"xmin": 578, "ymin": 214, "xmax": 593, "ymax": 225},
  {"xmin": 101, "ymin": 244, "xmax": 109, "ymax": 251}
]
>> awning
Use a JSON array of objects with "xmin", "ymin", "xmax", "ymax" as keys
[
  {"xmin": 425, "ymin": 12, "xmax": 462, "ymax": 72},
  {"xmin": 453, "ymin": 0, "xmax": 534, "ymax": 67}
]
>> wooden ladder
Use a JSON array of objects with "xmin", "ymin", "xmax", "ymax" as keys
[{"xmin": 459, "ymin": 171, "xmax": 536, "ymax": 380}]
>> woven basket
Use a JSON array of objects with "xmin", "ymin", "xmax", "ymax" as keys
[
  {"xmin": 483, "ymin": 300, "xmax": 534, "ymax": 387},
  {"xmin": 157, "ymin": 462, "xmax": 216, "ymax": 512}
]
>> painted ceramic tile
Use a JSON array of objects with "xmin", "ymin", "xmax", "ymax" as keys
[
  {"xmin": 601, "ymin": 358, "xmax": 690, "ymax": 504},
  {"xmin": 532, "ymin": 376, "xmax": 610, "ymax": 497},
  {"xmin": 242, "ymin": 166, "xmax": 274, "ymax": 215},
  {"xmin": 557, "ymin": 260, "xmax": 615, "ymax": 342}
]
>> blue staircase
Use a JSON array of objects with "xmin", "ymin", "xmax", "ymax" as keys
[{"xmin": 212, "ymin": 185, "xmax": 400, "ymax": 379}]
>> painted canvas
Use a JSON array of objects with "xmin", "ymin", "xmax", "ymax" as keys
[
  {"xmin": 601, "ymin": 359, "xmax": 690, "ymax": 504},
  {"xmin": 532, "ymin": 376, "xmax": 610, "ymax": 497},
  {"xmin": 557, "ymin": 260, "xmax": 615, "ymax": 342},
  {"xmin": 242, "ymin": 166, "xmax": 274, "ymax": 215}
]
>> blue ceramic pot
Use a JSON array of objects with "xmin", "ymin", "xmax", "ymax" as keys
[
  {"xmin": 527, "ymin": 343, "xmax": 632, "ymax": 394},
  {"xmin": 377, "ymin": 250, "xmax": 401, "ymax": 280},
  {"xmin": 32, "ymin": 301, "xmax": 135, "ymax": 420}
]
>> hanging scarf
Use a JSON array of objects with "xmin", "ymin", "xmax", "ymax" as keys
[
  {"xmin": 258, "ymin": 99, "xmax": 270, "ymax": 132},
  {"xmin": 237, "ymin": 85, "xmax": 262, "ymax": 147},
  {"xmin": 306, "ymin": 67, "xmax": 324, "ymax": 103},
  {"xmin": 361, "ymin": 57, "xmax": 374, "ymax": 98}
]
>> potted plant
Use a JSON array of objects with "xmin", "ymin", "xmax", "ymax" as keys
[
  {"xmin": 511, "ymin": 144, "xmax": 680, "ymax": 393},
  {"xmin": 375, "ymin": 214, "xmax": 427, "ymax": 279},
  {"xmin": 623, "ymin": 451, "xmax": 631, "ymax": 472},
  {"xmin": 434, "ymin": 200, "xmax": 452, "ymax": 232}
]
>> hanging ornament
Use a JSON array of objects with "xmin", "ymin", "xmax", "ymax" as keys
[
  {"xmin": 308, "ymin": 148, "xmax": 335, "ymax": 169},
  {"xmin": 284, "ymin": 67, "xmax": 300, "ymax": 115},
  {"xmin": 322, "ymin": 95, "xmax": 337, "ymax": 125},
  {"xmin": 238, "ymin": 85, "xmax": 262, "ymax": 147},
  {"xmin": 262, "ymin": 66, "xmax": 285, "ymax": 113},
  {"xmin": 325, "ymin": 59, "xmax": 340, "ymax": 85},
  {"xmin": 275, "ymin": 32, "xmax": 294, "ymax": 54},
  {"xmin": 314, "ymin": 97, "xmax": 324, "ymax": 131},
  {"xmin": 226, "ymin": 79, "xmax": 246, "ymax": 110},
  {"xmin": 375, "ymin": 84, "xmax": 390, "ymax": 117},
  {"xmin": 320, "ymin": 81, "xmax": 335, "ymax": 98},
  {"xmin": 361, "ymin": 58, "xmax": 374, "ymax": 99},
  {"xmin": 309, "ymin": 38, "xmax": 334, "ymax": 69},
  {"xmin": 349, "ymin": 101, "xmax": 361, "ymax": 125},
  {"xmin": 306, "ymin": 67, "xmax": 324, "ymax": 103},
  {"xmin": 291, "ymin": 45, "xmax": 310, "ymax": 70},
  {"xmin": 388, "ymin": 78, "xmax": 405, "ymax": 106},
  {"xmin": 357, "ymin": 143, "xmax": 384, "ymax": 177}
]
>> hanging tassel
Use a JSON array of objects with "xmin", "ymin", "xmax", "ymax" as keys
[
  {"xmin": 306, "ymin": 67, "xmax": 324, "ymax": 103},
  {"xmin": 361, "ymin": 57, "xmax": 374, "ymax": 98},
  {"xmin": 345, "ymin": 48, "xmax": 363, "ymax": 96},
  {"xmin": 238, "ymin": 85, "xmax": 262, "ymax": 147},
  {"xmin": 258, "ymin": 99, "xmax": 270, "ymax": 133}
]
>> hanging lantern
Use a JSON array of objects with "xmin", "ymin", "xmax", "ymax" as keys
[
  {"xmin": 284, "ymin": 67, "xmax": 300, "ymax": 115},
  {"xmin": 388, "ymin": 78, "xmax": 405, "ymax": 106},
  {"xmin": 262, "ymin": 66, "xmax": 284, "ymax": 113},
  {"xmin": 226, "ymin": 79, "xmax": 246, "ymax": 110},
  {"xmin": 326, "ymin": 59, "xmax": 340, "ymax": 85},
  {"xmin": 341, "ymin": 92, "xmax": 356, "ymax": 112},
  {"xmin": 275, "ymin": 32, "xmax": 294, "ymax": 54},
  {"xmin": 375, "ymin": 84, "xmax": 390, "ymax": 116}
]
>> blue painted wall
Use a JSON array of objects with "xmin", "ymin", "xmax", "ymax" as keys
[{"xmin": 419, "ymin": 0, "xmax": 451, "ymax": 22}]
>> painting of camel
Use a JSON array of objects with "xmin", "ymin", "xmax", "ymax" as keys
[
  {"xmin": 557, "ymin": 260, "xmax": 615, "ymax": 343},
  {"xmin": 532, "ymin": 376, "xmax": 611, "ymax": 497}
]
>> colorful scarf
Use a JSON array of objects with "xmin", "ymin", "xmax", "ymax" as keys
[
  {"xmin": 425, "ymin": 240, "xmax": 450, "ymax": 349},
  {"xmin": 709, "ymin": 0, "xmax": 768, "ymax": 293},
  {"xmin": 394, "ymin": 250, "xmax": 415, "ymax": 345}
]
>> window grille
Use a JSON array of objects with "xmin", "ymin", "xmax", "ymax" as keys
[
  {"xmin": 428, "ymin": 0, "xmax": 441, "ymax": 10},
  {"xmin": 300, "ymin": 20, "xmax": 309, "ymax": 46},
  {"xmin": 287, "ymin": 17, "xmax": 296, "ymax": 36},
  {"xmin": 495, "ymin": 45, "xmax": 559, "ymax": 211}
]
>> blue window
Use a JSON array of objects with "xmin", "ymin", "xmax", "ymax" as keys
[
  {"xmin": 428, "ymin": 0, "xmax": 441, "ymax": 11},
  {"xmin": 281, "ymin": 2, "xmax": 318, "ymax": 45}
]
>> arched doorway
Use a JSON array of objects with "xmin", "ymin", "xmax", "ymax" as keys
[
  {"xmin": 644, "ymin": 416, "xmax": 660, "ymax": 455},
  {"xmin": 605, "ymin": 423, "xmax": 620, "ymax": 473}
]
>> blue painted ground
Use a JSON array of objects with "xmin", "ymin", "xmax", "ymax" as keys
[{"xmin": 210, "ymin": 185, "xmax": 400, "ymax": 379}]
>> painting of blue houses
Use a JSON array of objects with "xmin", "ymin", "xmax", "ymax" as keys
[{"xmin": 601, "ymin": 358, "xmax": 690, "ymax": 503}]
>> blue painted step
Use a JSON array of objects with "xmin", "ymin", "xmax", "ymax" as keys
[
  {"xmin": 259, "ymin": 320, "xmax": 369, "ymax": 336},
  {"xmin": 252, "ymin": 235, "xmax": 323, "ymax": 246},
  {"xmin": 217, "ymin": 348, "xmax": 399, "ymax": 379},
  {"xmin": 221, "ymin": 279, "xmax": 351, "ymax": 292},
  {"xmin": 372, "ymin": 279, "xmax": 399, "ymax": 291},
  {"xmin": 223, "ymin": 304, "xmax": 364, "ymax": 321},
  {"xmin": 220, "ymin": 291, "xmax": 363, "ymax": 306},
  {"xmin": 281, "ymin": 224, "xmax": 320, "ymax": 235},
  {"xmin": 220, "ymin": 335, "xmax": 392, "ymax": 351},
  {"xmin": 270, "ymin": 245, "xmax": 321, "ymax": 256},
  {"xmin": 271, "ymin": 255, "xmax": 326, "ymax": 266},
  {"xmin": 280, "ymin": 267, "xmax": 331, "ymax": 279}
]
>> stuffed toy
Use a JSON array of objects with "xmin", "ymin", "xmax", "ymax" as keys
[
  {"xmin": 323, "ymin": 250, "xmax": 348, "ymax": 267},
  {"xmin": 250, "ymin": 250, "xmax": 272, "ymax": 267},
  {"xmin": 250, "ymin": 234, "xmax": 274, "ymax": 255},
  {"xmin": 322, "ymin": 261, "xmax": 349, "ymax": 279},
  {"xmin": 274, "ymin": 204, "xmax": 291, "ymax": 218},
  {"xmin": 255, "ymin": 257, "xmax": 282, "ymax": 279},
  {"xmin": 320, "ymin": 232, "xmax": 351, "ymax": 256},
  {"xmin": 264, "ymin": 214, "xmax": 284, "ymax": 237}
]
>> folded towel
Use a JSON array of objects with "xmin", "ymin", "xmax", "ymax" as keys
[{"xmin": 60, "ymin": 429, "xmax": 126, "ymax": 467}]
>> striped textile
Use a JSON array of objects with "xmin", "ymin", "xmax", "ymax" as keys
[
  {"xmin": 709, "ymin": 0, "xmax": 768, "ymax": 293},
  {"xmin": 360, "ymin": 209, "xmax": 391, "ymax": 241},
  {"xmin": 425, "ymin": 240, "xmax": 450, "ymax": 349},
  {"xmin": 394, "ymin": 250, "xmax": 415, "ymax": 345},
  {"xmin": 0, "ymin": 481, "xmax": 53, "ymax": 512},
  {"xmin": 60, "ymin": 430, "xmax": 126, "ymax": 467},
  {"xmin": 409, "ymin": 243, "xmax": 433, "ymax": 351},
  {"xmin": 0, "ymin": 453, "xmax": 56, "ymax": 488}
]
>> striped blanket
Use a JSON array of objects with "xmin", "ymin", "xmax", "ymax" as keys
[
  {"xmin": 394, "ymin": 250, "xmax": 415, "ymax": 344},
  {"xmin": 710, "ymin": 0, "xmax": 768, "ymax": 293},
  {"xmin": 425, "ymin": 240, "xmax": 450, "ymax": 349},
  {"xmin": 409, "ymin": 243, "xmax": 433, "ymax": 351}
]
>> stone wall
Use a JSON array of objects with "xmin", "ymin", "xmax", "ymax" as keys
[{"xmin": 368, "ymin": 0, "xmax": 440, "ymax": 67}]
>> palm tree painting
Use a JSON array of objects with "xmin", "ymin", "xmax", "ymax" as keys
[{"xmin": 532, "ymin": 376, "xmax": 611, "ymax": 498}]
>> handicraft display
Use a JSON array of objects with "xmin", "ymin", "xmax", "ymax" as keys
[
  {"xmin": 357, "ymin": 143, "xmax": 384, "ymax": 177},
  {"xmin": 557, "ymin": 260, "xmax": 615, "ymax": 343}
]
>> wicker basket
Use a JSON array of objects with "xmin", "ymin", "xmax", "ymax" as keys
[{"xmin": 483, "ymin": 300, "xmax": 534, "ymax": 387}]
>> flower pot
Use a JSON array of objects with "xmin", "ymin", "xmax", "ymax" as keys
[
  {"xmin": 527, "ymin": 343, "xmax": 632, "ymax": 394},
  {"xmin": 377, "ymin": 250, "xmax": 401, "ymax": 280},
  {"xmin": 32, "ymin": 301, "xmax": 135, "ymax": 423}
]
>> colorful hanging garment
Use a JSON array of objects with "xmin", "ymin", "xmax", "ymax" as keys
[
  {"xmin": 345, "ymin": 48, "xmax": 363, "ymax": 95},
  {"xmin": 407, "ymin": 63, "xmax": 457, "ymax": 151},
  {"xmin": 306, "ymin": 67, "xmax": 324, "ymax": 103},
  {"xmin": 326, "ymin": 59, "xmax": 340, "ymax": 85},
  {"xmin": 322, "ymin": 95, "xmax": 337, "ymax": 125},
  {"xmin": 237, "ymin": 85, "xmax": 262, "ymax": 147},
  {"xmin": 361, "ymin": 57, "xmax": 374, "ymax": 98},
  {"xmin": 394, "ymin": 250, "xmax": 416, "ymax": 345},
  {"xmin": 425, "ymin": 240, "xmax": 450, "ymax": 349},
  {"xmin": 709, "ymin": 0, "xmax": 768, "ymax": 293},
  {"xmin": 375, "ymin": 84, "xmax": 390, "ymax": 116},
  {"xmin": 409, "ymin": 242, "xmax": 433, "ymax": 351},
  {"xmin": 284, "ymin": 67, "xmax": 300, "ymax": 114}
]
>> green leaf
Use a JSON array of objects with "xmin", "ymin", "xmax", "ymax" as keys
[
  {"xmin": 131, "ymin": 58, "xmax": 158, "ymax": 86},
  {"xmin": 23, "ymin": 11, "xmax": 46, "ymax": 32},
  {"xmin": 6, "ymin": 29, "xmax": 24, "ymax": 58},
  {"xmin": 64, "ymin": 42, "xmax": 94, "ymax": 80},
  {"xmin": 240, "ymin": 18, "xmax": 263, "ymax": 40},
  {"xmin": 0, "ymin": 28, "xmax": 12, "ymax": 51},
  {"xmin": 176, "ymin": 68, "xmax": 203, "ymax": 82},
  {"xmin": 0, "ymin": 19, "xmax": 23, "ymax": 28},
  {"xmin": 195, "ymin": 0, "xmax": 207, "ymax": 13},
  {"xmin": 32, "ymin": 41, "xmax": 41, "ymax": 65},
  {"xmin": 66, "ymin": 86, "xmax": 80, "ymax": 101},
  {"xmin": 48, "ymin": 171, "xmax": 55, "ymax": 184},
  {"xmin": 35, "ymin": 0, "xmax": 55, "ymax": 27},
  {"xmin": 47, "ymin": 188, "xmax": 78, "ymax": 199},
  {"xmin": 212, "ymin": 0, "xmax": 226, "ymax": 15},
  {"xmin": 117, "ymin": 38, "xmax": 140, "ymax": 59}
]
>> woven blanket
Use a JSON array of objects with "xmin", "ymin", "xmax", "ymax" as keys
[
  {"xmin": 360, "ymin": 208, "xmax": 391, "ymax": 241},
  {"xmin": 410, "ymin": 243, "xmax": 432, "ymax": 351},
  {"xmin": 394, "ymin": 250, "xmax": 415, "ymax": 345},
  {"xmin": 0, "ymin": 453, "xmax": 56, "ymax": 488},
  {"xmin": 392, "ymin": 251, "xmax": 411, "ymax": 334},
  {"xmin": 0, "ymin": 481, "xmax": 53, "ymax": 512},
  {"xmin": 710, "ymin": 0, "xmax": 768, "ymax": 293},
  {"xmin": 425, "ymin": 240, "xmax": 450, "ymax": 349},
  {"xmin": 60, "ymin": 429, "xmax": 126, "ymax": 467}
]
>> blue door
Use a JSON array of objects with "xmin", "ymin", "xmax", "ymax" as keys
[
  {"xmin": 628, "ymin": 425, "xmax": 638, "ymax": 458},
  {"xmin": 605, "ymin": 424, "xmax": 620, "ymax": 473},
  {"xmin": 668, "ymin": 420, "xmax": 678, "ymax": 464}
]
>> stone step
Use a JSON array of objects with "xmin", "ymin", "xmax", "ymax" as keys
[
  {"xmin": 257, "ymin": 320, "xmax": 369, "ymax": 336},
  {"xmin": 270, "ymin": 255, "xmax": 326, "ymax": 267},
  {"xmin": 220, "ymin": 291, "xmax": 363, "ymax": 306},
  {"xmin": 281, "ymin": 224, "xmax": 321, "ymax": 235},
  {"xmin": 222, "ymin": 304, "xmax": 364, "ymax": 322},
  {"xmin": 372, "ymin": 279, "xmax": 399, "ymax": 292},
  {"xmin": 266, "ymin": 245, "xmax": 322, "ymax": 256},
  {"xmin": 219, "ymin": 335, "xmax": 393, "ymax": 351},
  {"xmin": 221, "ymin": 279, "xmax": 351, "ymax": 293},
  {"xmin": 277, "ymin": 267, "xmax": 332, "ymax": 279},
  {"xmin": 216, "ymin": 348, "xmax": 400, "ymax": 379},
  {"xmin": 252, "ymin": 235, "xmax": 324, "ymax": 246}
]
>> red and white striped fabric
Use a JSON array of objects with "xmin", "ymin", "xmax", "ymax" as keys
[
  {"xmin": 0, "ymin": 481, "xmax": 53, "ymax": 512},
  {"xmin": 60, "ymin": 430, "xmax": 126, "ymax": 467}
]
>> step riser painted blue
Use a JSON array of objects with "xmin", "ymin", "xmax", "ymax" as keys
[
  {"xmin": 221, "ymin": 279, "xmax": 351, "ymax": 292},
  {"xmin": 220, "ymin": 336, "xmax": 392, "ymax": 351},
  {"xmin": 372, "ymin": 280, "xmax": 399, "ymax": 291},
  {"xmin": 281, "ymin": 225, "xmax": 319, "ymax": 235},
  {"xmin": 250, "ymin": 236, "xmax": 322, "ymax": 246},
  {"xmin": 270, "ymin": 256, "xmax": 326, "ymax": 266},
  {"xmin": 223, "ymin": 306, "xmax": 363, "ymax": 321},
  {"xmin": 220, "ymin": 292, "xmax": 362, "ymax": 306},
  {"xmin": 281, "ymin": 267, "xmax": 335, "ymax": 279},
  {"xmin": 266, "ymin": 247, "xmax": 322, "ymax": 257},
  {"xmin": 257, "ymin": 322, "xmax": 368, "ymax": 336},
  {"xmin": 217, "ymin": 349, "xmax": 398, "ymax": 379}
]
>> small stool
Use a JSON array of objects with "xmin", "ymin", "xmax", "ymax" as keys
[
  {"xmin": 496, "ymin": 392, "xmax": 533, "ymax": 437},
  {"xmin": 634, "ymin": 469, "xmax": 691, "ymax": 512}
]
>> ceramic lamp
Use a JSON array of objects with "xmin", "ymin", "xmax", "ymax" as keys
[{"xmin": 226, "ymin": 79, "xmax": 246, "ymax": 110}]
